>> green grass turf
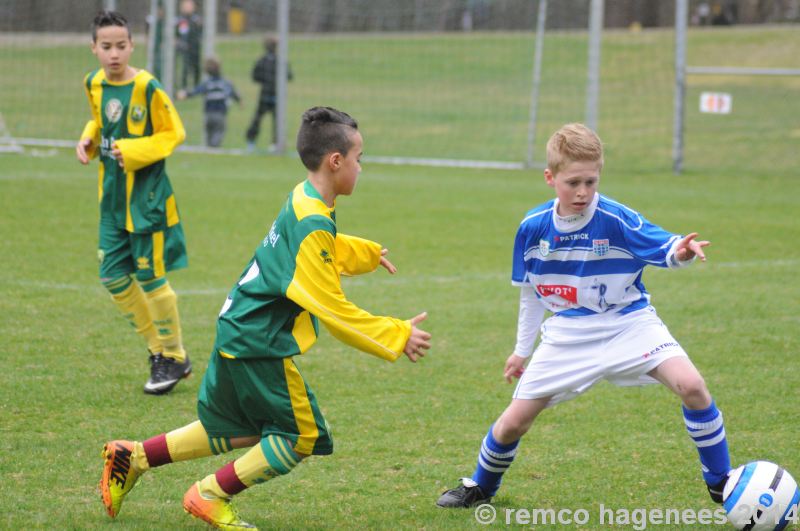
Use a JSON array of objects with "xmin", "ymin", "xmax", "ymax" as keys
[
  {"xmin": 1, "ymin": 26, "xmax": 797, "ymax": 173},
  {"xmin": 1, "ymin": 146, "xmax": 798, "ymax": 529}
]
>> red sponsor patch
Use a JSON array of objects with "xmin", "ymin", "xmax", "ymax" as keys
[{"xmin": 536, "ymin": 284, "xmax": 578, "ymax": 303}]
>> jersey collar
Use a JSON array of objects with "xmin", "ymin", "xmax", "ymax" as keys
[
  {"xmin": 552, "ymin": 192, "xmax": 599, "ymax": 233},
  {"xmin": 303, "ymin": 179, "xmax": 336, "ymax": 211}
]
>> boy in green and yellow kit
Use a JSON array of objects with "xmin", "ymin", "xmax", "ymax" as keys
[
  {"xmin": 77, "ymin": 11, "xmax": 190, "ymax": 394},
  {"xmin": 99, "ymin": 106, "xmax": 432, "ymax": 529}
]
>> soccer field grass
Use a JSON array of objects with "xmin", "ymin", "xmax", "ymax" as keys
[
  {"xmin": 1, "ymin": 147, "xmax": 799, "ymax": 529},
  {"xmin": 2, "ymin": 25, "xmax": 798, "ymax": 172}
]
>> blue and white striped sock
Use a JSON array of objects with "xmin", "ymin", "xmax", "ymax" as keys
[
  {"xmin": 683, "ymin": 400, "xmax": 731, "ymax": 486},
  {"xmin": 471, "ymin": 425, "xmax": 519, "ymax": 496}
]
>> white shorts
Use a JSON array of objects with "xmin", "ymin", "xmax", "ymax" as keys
[{"xmin": 513, "ymin": 307, "xmax": 688, "ymax": 407}]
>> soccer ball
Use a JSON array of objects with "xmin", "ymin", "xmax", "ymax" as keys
[{"xmin": 723, "ymin": 460, "xmax": 800, "ymax": 530}]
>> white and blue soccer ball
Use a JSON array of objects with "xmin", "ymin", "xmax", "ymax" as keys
[{"xmin": 723, "ymin": 460, "xmax": 800, "ymax": 531}]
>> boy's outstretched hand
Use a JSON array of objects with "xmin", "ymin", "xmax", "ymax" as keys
[
  {"xmin": 379, "ymin": 248, "xmax": 397, "ymax": 274},
  {"xmin": 503, "ymin": 353, "xmax": 526, "ymax": 383},
  {"xmin": 674, "ymin": 232, "xmax": 710, "ymax": 262},
  {"xmin": 76, "ymin": 137, "xmax": 93, "ymax": 164},
  {"xmin": 403, "ymin": 312, "xmax": 431, "ymax": 362}
]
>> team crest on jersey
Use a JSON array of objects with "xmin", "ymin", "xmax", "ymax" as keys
[
  {"xmin": 538, "ymin": 239, "xmax": 550, "ymax": 257},
  {"xmin": 136, "ymin": 256, "xmax": 151, "ymax": 270},
  {"xmin": 592, "ymin": 239, "xmax": 610, "ymax": 256},
  {"xmin": 105, "ymin": 99, "xmax": 124, "ymax": 123},
  {"xmin": 130, "ymin": 104, "xmax": 146, "ymax": 123}
]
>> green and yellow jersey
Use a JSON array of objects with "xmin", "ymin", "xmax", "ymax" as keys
[
  {"xmin": 215, "ymin": 180, "xmax": 411, "ymax": 361},
  {"xmin": 81, "ymin": 68, "xmax": 185, "ymax": 233}
]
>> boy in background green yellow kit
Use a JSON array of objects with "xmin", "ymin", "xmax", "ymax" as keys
[{"xmin": 76, "ymin": 11, "xmax": 191, "ymax": 395}]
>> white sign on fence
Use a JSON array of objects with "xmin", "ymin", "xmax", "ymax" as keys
[{"xmin": 700, "ymin": 92, "xmax": 732, "ymax": 114}]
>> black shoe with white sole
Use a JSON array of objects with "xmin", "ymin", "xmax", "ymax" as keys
[
  {"xmin": 436, "ymin": 478, "xmax": 491, "ymax": 508},
  {"xmin": 707, "ymin": 475, "xmax": 728, "ymax": 504},
  {"xmin": 144, "ymin": 353, "xmax": 192, "ymax": 395}
]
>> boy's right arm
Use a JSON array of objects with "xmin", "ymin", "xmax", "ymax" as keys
[
  {"xmin": 504, "ymin": 285, "xmax": 544, "ymax": 382},
  {"xmin": 286, "ymin": 228, "xmax": 430, "ymax": 362},
  {"xmin": 506, "ymin": 221, "xmax": 545, "ymax": 383},
  {"xmin": 77, "ymin": 76, "xmax": 101, "ymax": 164},
  {"xmin": 76, "ymin": 120, "xmax": 100, "ymax": 164}
]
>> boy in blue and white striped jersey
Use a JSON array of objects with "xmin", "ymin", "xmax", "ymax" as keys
[{"xmin": 437, "ymin": 123, "xmax": 731, "ymax": 508}]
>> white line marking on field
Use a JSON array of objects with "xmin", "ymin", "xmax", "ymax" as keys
[{"xmin": 5, "ymin": 258, "xmax": 798, "ymax": 295}]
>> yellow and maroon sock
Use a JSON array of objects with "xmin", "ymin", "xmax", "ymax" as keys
[
  {"xmin": 136, "ymin": 421, "xmax": 216, "ymax": 471},
  {"xmin": 198, "ymin": 435, "xmax": 302, "ymax": 499}
]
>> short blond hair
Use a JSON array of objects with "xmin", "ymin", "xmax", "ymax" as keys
[{"xmin": 545, "ymin": 123, "xmax": 604, "ymax": 176}]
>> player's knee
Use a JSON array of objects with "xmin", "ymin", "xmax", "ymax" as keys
[
  {"xmin": 677, "ymin": 373, "xmax": 710, "ymax": 406},
  {"xmin": 138, "ymin": 275, "xmax": 171, "ymax": 297},
  {"xmin": 101, "ymin": 275, "xmax": 133, "ymax": 295},
  {"xmin": 495, "ymin": 415, "xmax": 533, "ymax": 441},
  {"xmin": 260, "ymin": 434, "xmax": 302, "ymax": 475}
]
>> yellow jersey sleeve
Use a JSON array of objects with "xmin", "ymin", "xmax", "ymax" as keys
[
  {"xmin": 286, "ymin": 229, "xmax": 411, "ymax": 361},
  {"xmin": 334, "ymin": 233, "xmax": 382, "ymax": 276},
  {"xmin": 81, "ymin": 74, "xmax": 101, "ymax": 160},
  {"xmin": 115, "ymin": 87, "xmax": 186, "ymax": 172},
  {"xmin": 80, "ymin": 120, "xmax": 100, "ymax": 160}
]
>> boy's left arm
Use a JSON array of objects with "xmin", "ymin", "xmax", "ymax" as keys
[
  {"xmin": 114, "ymin": 87, "xmax": 186, "ymax": 172},
  {"xmin": 287, "ymin": 230, "xmax": 411, "ymax": 361},
  {"xmin": 334, "ymin": 233, "xmax": 383, "ymax": 276},
  {"xmin": 622, "ymin": 214, "xmax": 708, "ymax": 268}
]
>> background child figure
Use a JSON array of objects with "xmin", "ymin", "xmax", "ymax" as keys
[
  {"xmin": 177, "ymin": 57, "xmax": 241, "ymax": 148},
  {"xmin": 246, "ymin": 36, "xmax": 293, "ymax": 152},
  {"xmin": 176, "ymin": 0, "xmax": 202, "ymax": 90},
  {"xmin": 99, "ymin": 107, "xmax": 432, "ymax": 529},
  {"xmin": 76, "ymin": 11, "xmax": 192, "ymax": 395},
  {"xmin": 437, "ymin": 123, "xmax": 731, "ymax": 508}
]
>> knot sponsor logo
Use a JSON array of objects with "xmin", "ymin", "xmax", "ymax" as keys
[{"xmin": 536, "ymin": 284, "xmax": 578, "ymax": 304}]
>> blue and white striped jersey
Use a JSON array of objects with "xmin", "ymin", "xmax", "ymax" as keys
[
  {"xmin": 511, "ymin": 193, "xmax": 689, "ymax": 317},
  {"xmin": 186, "ymin": 76, "xmax": 241, "ymax": 114}
]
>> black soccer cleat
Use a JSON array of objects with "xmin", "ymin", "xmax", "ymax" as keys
[
  {"xmin": 436, "ymin": 478, "xmax": 491, "ymax": 508},
  {"xmin": 707, "ymin": 475, "xmax": 728, "ymax": 504},
  {"xmin": 144, "ymin": 353, "xmax": 192, "ymax": 395}
]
